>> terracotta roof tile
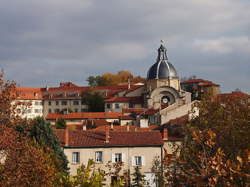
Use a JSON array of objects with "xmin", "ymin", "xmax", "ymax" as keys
[
  {"xmin": 15, "ymin": 87, "xmax": 43, "ymax": 100},
  {"xmin": 47, "ymin": 112, "xmax": 122, "ymax": 120},
  {"xmin": 54, "ymin": 129, "xmax": 163, "ymax": 147},
  {"xmin": 181, "ymin": 79, "xmax": 219, "ymax": 87},
  {"xmin": 90, "ymin": 125, "xmax": 159, "ymax": 132}
]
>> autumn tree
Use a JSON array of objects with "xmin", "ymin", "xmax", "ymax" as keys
[
  {"xmin": 167, "ymin": 94, "xmax": 250, "ymax": 186},
  {"xmin": 86, "ymin": 70, "xmax": 145, "ymax": 86},
  {"xmin": 0, "ymin": 73, "xmax": 59, "ymax": 186},
  {"xmin": 58, "ymin": 160, "xmax": 125, "ymax": 187}
]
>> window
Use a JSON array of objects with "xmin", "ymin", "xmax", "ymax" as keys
[
  {"xmin": 115, "ymin": 153, "xmax": 122, "ymax": 163},
  {"xmin": 95, "ymin": 151, "xmax": 103, "ymax": 163},
  {"xmin": 48, "ymin": 101, "xmax": 52, "ymax": 106},
  {"xmin": 56, "ymin": 101, "xmax": 59, "ymax": 105},
  {"xmin": 74, "ymin": 108, "xmax": 78, "ymax": 112},
  {"xmin": 106, "ymin": 103, "xmax": 111, "ymax": 109},
  {"xmin": 26, "ymin": 109, "xmax": 32, "ymax": 114},
  {"xmin": 81, "ymin": 108, "xmax": 87, "ymax": 112},
  {"xmin": 129, "ymin": 103, "xmax": 134, "ymax": 108},
  {"xmin": 34, "ymin": 109, "xmax": 42, "ymax": 113},
  {"xmin": 115, "ymin": 103, "xmax": 119, "ymax": 109},
  {"xmin": 61, "ymin": 101, "xmax": 67, "ymax": 105},
  {"xmin": 72, "ymin": 152, "xmax": 80, "ymax": 163},
  {"xmin": 132, "ymin": 156, "xmax": 144, "ymax": 166},
  {"xmin": 35, "ymin": 101, "xmax": 40, "ymax": 105},
  {"xmin": 73, "ymin": 100, "xmax": 79, "ymax": 105},
  {"xmin": 135, "ymin": 156, "xmax": 142, "ymax": 166},
  {"xmin": 54, "ymin": 108, "xmax": 60, "ymax": 113},
  {"xmin": 48, "ymin": 109, "xmax": 52, "ymax": 113}
]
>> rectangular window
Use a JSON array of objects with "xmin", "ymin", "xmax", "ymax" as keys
[
  {"xmin": 56, "ymin": 101, "xmax": 59, "ymax": 105},
  {"xmin": 95, "ymin": 151, "xmax": 103, "ymax": 163},
  {"xmin": 115, "ymin": 153, "xmax": 122, "ymax": 163},
  {"xmin": 26, "ymin": 109, "xmax": 32, "ymax": 114},
  {"xmin": 48, "ymin": 109, "xmax": 52, "ymax": 113},
  {"xmin": 81, "ymin": 108, "xmax": 87, "ymax": 112},
  {"xmin": 73, "ymin": 100, "xmax": 79, "ymax": 105},
  {"xmin": 135, "ymin": 156, "xmax": 142, "ymax": 166},
  {"xmin": 61, "ymin": 101, "xmax": 67, "ymax": 105},
  {"xmin": 74, "ymin": 108, "xmax": 78, "ymax": 112},
  {"xmin": 48, "ymin": 101, "xmax": 52, "ymax": 106},
  {"xmin": 34, "ymin": 109, "xmax": 41, "ymax": 113},
  {"xmin": 115, "ymin": 103, "xmax": 119, "ymax": 109},
  {"xmin": 129, "ymin": 103, "xmax": 134, "ymax": 108},
  {"xmin": 54, "ymin": 108, "xmax": 60, "ymax": 113},
  {"xmin": 106, "ymin": 103, "xmax": 111, "ymax": 109},
  {"xmin": 72, "ymin": 152, "xmax": 80, "ymax": 164}
]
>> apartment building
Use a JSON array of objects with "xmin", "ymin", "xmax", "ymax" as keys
[
  {"xmin": 55, "ymin": 128, "xmax": 163, "ymax": 186},
  {"xmin": 15, "ymin": 87, "xmax": 43, "ymax": 119}
]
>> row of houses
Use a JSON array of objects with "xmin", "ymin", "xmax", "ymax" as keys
[{"xmin": 12, "ymin": 43, "xmax": 247, "ymax": 186}]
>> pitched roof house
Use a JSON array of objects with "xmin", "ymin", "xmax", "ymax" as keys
[{"xmin": 55, "ymin": 128, "xmax": 163, "ymax": 186}]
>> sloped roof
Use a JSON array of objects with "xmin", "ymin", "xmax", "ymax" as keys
[
  {"xmin": 90, "ymin": 125, "xmax": 159, "ymax": 132},
  {"xmin": 181, "ymin": 79, "xmax": 219, "ymax": 87},
  {"xmin": 46, "ymin": 112, "xmax": 122, "ymax": 120},
  {"xmin": 55, "ymin": 129, "xmax": 163, "ymax": 147},
  {"xmin": 15, "ymin": 87, "xmax": 43, "ymax": 100}
]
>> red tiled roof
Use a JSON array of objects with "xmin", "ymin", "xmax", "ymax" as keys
[
  {"xmin": 47, "ymin": 112, "xmax": 122, "ymax": 120},
  {"xmin": 198, "ymin": 81, "xmax": 219, "ymax": 87},
  {"xmin": 168, "ymin": 114, "xmax": 189, "ymax": 126},
  {"xmin": 105, "ymin": 96, "xmax": 143, "ymax": 103},
  {"xmin": 66, "ymin": 119, "xmax": 109, "ymax": 130},
  {"xmin": 122, "ymin": 108, "xmax": 145, "ymax": 114},
  {"xmin": 119, "ymin": 115, "xmax": 135, "ymax": 120},
  {"xmin": 123, "ymin": 85, "xmax": 144, "ymax": 95},
  {"xmin": 181, "ymin": 79, "xmax": 205, "ymax": 84},
  {"xmin": 217, "ymin": 91, "xmax": 249, "ymax": 101},
  {"xmin": 47, "ymin": 84, "xmax": 140, "ymax": 92},
  {"xmin": 54, "ymin": 129, "xmax": 163, "ymax": 147},
  {"xmin": 15, "ymin": 87, "xmax": 43, "ymax": 100},
  {"xmin": 181, "ymin": 79, "xmax": 219, "ymax": 87},
  {"xmin": 90, "ymin": 125, "xmax": 158, "ymax": 132}
]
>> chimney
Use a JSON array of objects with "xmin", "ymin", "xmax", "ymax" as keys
[
  {"xmin": 162, "ymin": 128, "xmax": 169, "ymax": 140},
  {"xmin": 65, "ymin": 128, "xmax": 69, "ymax": 146},
  {"xmin": 105, "ymin": 125, "xmax": 110, "ymax": 143},
  {"xmin": 128, "ymin": 78, "xmax": 131, "ymax": 89},
  {"xmin": 127, "ymin": 125, "xmax": 130, "ymax": 132},
  {"xmin": 82, "ymin": 125, "xmax": 86, "ymax": 131}
]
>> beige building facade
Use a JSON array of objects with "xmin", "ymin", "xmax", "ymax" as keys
[{"xmin": 55, "ymin": 129, "xmax": 163, "ymax": 186}]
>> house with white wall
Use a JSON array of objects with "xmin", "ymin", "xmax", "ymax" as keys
[{"xmin": 55, "ymin": 127, "xmax": 163, "ymax": 186}]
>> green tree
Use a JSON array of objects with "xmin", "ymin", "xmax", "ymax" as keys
[
  {"xmin": 131, "ymin": 166, "xmax": 146, "ymax": 187},
  {"xmin": 28, "ymin": 117, "xmax": 69, "ymax": 172},
  {"xmin": 55, "ymin": 118, "xmax": 66, "ymax": 129},
  {"xmin": 81, "ymin": 89, "xmax": 104, "ymax": 112}
]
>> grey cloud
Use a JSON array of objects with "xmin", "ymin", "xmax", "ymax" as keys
[{"xmin": 0, "ymin": 0, "xmax": 249, "ymax": 93}]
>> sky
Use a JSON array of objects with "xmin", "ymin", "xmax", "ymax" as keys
[{"xmin": 0, "ymin": 0, "xmax": 249, "ymax": 93}]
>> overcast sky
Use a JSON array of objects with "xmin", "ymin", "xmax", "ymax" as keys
[{"xmin": 0, "ymin": 0, "xmax": 249, "ymax": 93}]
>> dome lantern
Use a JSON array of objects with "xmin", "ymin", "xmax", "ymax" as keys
[{"xmin": 147, "ymin": 43, "xmax": 178, "ymax": 80}]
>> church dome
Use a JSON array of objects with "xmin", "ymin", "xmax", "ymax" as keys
[{"xmin": 147, "ymin": 44, "xmax": 178, "ymax": 80}]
